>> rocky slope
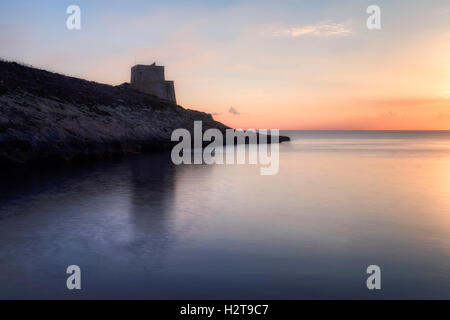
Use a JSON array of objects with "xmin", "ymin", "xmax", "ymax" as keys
[{"xmin": 0, "ymin": 60, "xmax": 288, "ymax": 165}]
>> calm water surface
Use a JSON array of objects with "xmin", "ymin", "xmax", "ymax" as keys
[{"xmin": 1, "ymin": 131, "xmax": 450, "ymax": 299}]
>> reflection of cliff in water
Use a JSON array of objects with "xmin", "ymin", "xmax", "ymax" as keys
[
  {"xmin": 0, "ymin": 152, "xmax": 209, "ymax": 298},
  {"xmin": 124, "ymin": 153, "xmax": 180, "ymax": 271},
  {"xmin": 0, "ymin": 159, "xmax": 131, "ymax": 219}
]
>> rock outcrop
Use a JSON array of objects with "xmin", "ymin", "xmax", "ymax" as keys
[{"xmin": 0, "ymin": 60, "xmax": 289, "ymax": 165}]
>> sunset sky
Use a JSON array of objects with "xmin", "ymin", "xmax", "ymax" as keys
[{"xmin": 1, "ymin": 0, "xmax": 450, "ymax": 129}]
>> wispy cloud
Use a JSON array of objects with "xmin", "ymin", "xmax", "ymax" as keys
[
  {"xmin": 274, "ymin": 23, "xmax": 350, "ymax": 38},
  {"xmin": 229, "ymin": 106, "xmax": 240, "ymax": 115},
  {"xmin": 366, "ymin": 97, "xmax": 450, "ymax": 107}
]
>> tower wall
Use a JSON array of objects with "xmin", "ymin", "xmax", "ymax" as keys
[{"xmin": 130, "ymin": 64, "xmax": 176, "ymax": 104}]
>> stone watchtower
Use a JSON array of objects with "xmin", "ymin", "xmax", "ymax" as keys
[{"xmin": 130, "ymin": 63, "xmax": 177, "ymax": 104}]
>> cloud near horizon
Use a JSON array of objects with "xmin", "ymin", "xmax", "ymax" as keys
[
  {"xmin": 274, "ymin": 23, "xmax": 351, "ymax": 38},
  {"xmin": 229, "ymin": 107, "xmax": 240, "ymax": 115}
]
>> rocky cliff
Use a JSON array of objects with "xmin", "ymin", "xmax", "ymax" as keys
[{"xmin": 0, "ymin": 60, "xmax": 288, "ymax": 165}]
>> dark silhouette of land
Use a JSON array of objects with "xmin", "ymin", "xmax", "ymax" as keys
[{"xmin": 0, "ymin": 60, "xmax": 289, "ymax": 165}]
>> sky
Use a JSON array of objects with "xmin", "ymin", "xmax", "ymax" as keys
[{"xmin": 1, "ymin": 0, "xmax": 450, "ymax": 130}]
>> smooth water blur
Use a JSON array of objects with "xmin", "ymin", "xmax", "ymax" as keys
[{"xmin": 1, "ymin": 131, "xmax": 450, "ymax": 299}]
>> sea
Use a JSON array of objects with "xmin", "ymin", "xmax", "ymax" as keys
[{"xmin": 1, "ymin": 131, "xmax": 450, "ymax": 299}]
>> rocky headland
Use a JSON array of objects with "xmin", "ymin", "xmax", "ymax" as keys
[{"xmin": 0, "ymin": 60, "xmax": 289, "ymax": 165}]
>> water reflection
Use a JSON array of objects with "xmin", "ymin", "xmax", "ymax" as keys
[
  {"xmin": 126, "ymin": 154, "xmax": 178, "ymax": 270},
  {"xmin": 0, "ymin": 132, "xmax": 450, "ymax": 299},
  {"xmin": 0, "ymin": 154, "xmax": 205, "ymax": 298}
]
